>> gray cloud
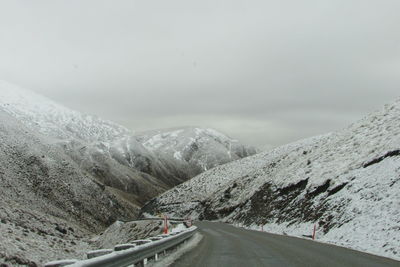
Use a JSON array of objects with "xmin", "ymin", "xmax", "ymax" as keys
[{"xmin": 0, "ymin": 0, "xmax": 399, "ymax": 148}]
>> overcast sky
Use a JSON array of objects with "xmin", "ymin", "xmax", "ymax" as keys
[{"xmin": 0, "ymin": 1, "xmax": 399, "ymax": 149}]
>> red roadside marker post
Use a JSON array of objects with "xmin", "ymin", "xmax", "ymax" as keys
[{"xmin": 163, "ymin": 215, "xmax": 169, "ymax": 234}]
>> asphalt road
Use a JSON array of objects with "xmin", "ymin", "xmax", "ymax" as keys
[{"xmin": 172, "ymin": 221, "xmax": 399, "ymax": 267}]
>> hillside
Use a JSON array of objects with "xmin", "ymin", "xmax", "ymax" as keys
[
  {"xmin": 0, "ymin": 80, "xmax": 255, "ymax": 206},
  {"xmin": 0, "ymin": 109, "xmax": 136, "ymax": 265},
  {"xmin": 142, "ymin": 99, "xmax": 400, "ymax": 260}
]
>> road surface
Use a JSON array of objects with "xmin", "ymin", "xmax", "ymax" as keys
[{"xmin": 173, "ymin": 221, "xmax": 399, "ymax": 267}]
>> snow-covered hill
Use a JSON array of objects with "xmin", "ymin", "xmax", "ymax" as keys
[
  {"xmin": 0, "ymin": 109, "xmax": 136, "ymax": 265},
  {"xmin": 0, "ymin": 80, "xmax": 131, "ymax": 142},
  {"xmin": 136, "ymin": 127, "xmax": 257, "ymax": 179},
  {"xmin": 0, "ymin": 80, "xmax": 255, "ymax": 204},
  {"xmin": 143, "ymin": 99, "xmax": 400, "ymax": 260}
]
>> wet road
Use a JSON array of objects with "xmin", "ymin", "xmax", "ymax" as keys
[{"xmin": 173, "ymin": 221, "xmax": 399, "ymax": 267}]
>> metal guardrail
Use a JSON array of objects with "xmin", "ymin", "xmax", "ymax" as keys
[
  {"xmin": 45, "ymin": 226, "xmax": 197, "ymax": 267},
  {"xmin": 122, "ymin": 217, "xmax": 189, "ymax": 223}
]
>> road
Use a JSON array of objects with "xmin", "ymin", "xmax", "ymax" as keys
[{"xmin": 172, "ymin": 221, "xmax": 399, "ymax": 267}]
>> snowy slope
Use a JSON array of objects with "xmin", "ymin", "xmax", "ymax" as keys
[
  {"xmin": 0, "ymin": 109, "xmax": 137, "ymax": 265},
  {"xmin": 0, "ymin": 80, "xmax": 131, "ymax": 142},
  {"xmin": 0, "ymin": 109, "xmax": 136, "ymax": 227},
  {"xmin": 143, "ymin": 99, "xmax": 400, "ymax": 260},
  {"xmin": 136, "ymin": 127, "xmax": 256, "ymax": 179}
]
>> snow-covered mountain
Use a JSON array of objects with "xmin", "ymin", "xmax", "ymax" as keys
[
  {"xmin": 136, "ymin": 127, "xmax": 257, "ymax": 179},
  {"xmin": 0, "ymin": 80, "xmax": 255, "ymax": 205},
  {"xmin": 142, "ymin": 99, "xmax": 400, "ymax": 260},
  {"xmin": 0, "ymin": 81, "xmax": 174, "ymax": 205}
]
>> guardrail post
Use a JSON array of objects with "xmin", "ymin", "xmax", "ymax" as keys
[
  {"xmin": 185, "ymin": 216, "xmax": 192, "ymax": 227},
  {"xmin": 312, "ymin": 224, "xmax": 316, "ymax": 240},
  {"xmin": 136, "ymin": 258, "xmax": 147, "ymax": 267}
]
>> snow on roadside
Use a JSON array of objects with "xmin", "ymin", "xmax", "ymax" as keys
[{"xmin": 170, "ymin": 223, "xmax": 188, "ymax": 233}]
